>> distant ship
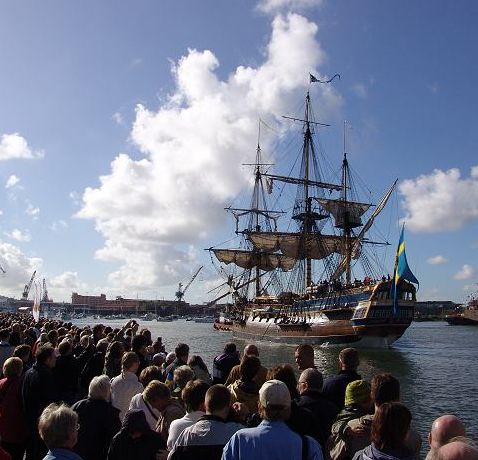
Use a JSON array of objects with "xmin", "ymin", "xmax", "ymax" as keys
[
  {"xmin": 445, "ymin": 292, "xmax": 478, "ymax": 326},
  {"xmin": 208, "ymin": 82, "xmax": 418, "ymax": 347}
]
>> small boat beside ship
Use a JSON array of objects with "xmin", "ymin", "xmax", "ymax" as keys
[
  {"xmin": 208, "ymin": 81, "xmax": 418, "ymax": 347},
  {"xmin": 445, "ymin": 292, "xmax": 478, "ymax": 326}
]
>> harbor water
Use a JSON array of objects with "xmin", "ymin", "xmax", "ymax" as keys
[{"xmin": 73, "ymin": 318, "xmax": 478, "ymax": 445}]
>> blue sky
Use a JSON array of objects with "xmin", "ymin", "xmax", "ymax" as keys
[{"xmin": 1, "ymin": 0, "xmax": 477, "ymax": 304}]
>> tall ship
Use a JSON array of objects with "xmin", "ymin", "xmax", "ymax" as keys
[{"xmin": 208, "ymin": 84, "xmax": 418, "ymax": 347}]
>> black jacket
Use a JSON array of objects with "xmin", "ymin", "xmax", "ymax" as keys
[
  {"xmin": 322, "ymin": 370, "xmax": 361, "ymax": 410},
  {"xmin": 21, "ymin": 363, "xmax": 57, "ymax": 427},
  {"xmin": 107, "ymin": 410, "xmax": 165, "ymax": 460},
  {"xmin": 72, "ymin": 398, "xmax": 121, "ymax": 460},
  {"xmin": 295, "ymin": 389, "xmax": 339, "ymax": 446},
  {"xmin": 54, "ymin": 354, "xmax": 80, "ymax": 404}
]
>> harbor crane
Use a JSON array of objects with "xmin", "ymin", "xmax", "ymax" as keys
[
  {"xmin": 175, "ymin": 266, "xmax": 203, "ymax": 302},
  {"xmin": 41, "ymin": 278, "xmax": 51, "ymax": 303},
  {"xmin": 0, "ymin": 265, "xmax": 5, "ymax": 275},
  {"xmin": 21, "ymin": 270, "xmax": 36, "ymax": 300}
]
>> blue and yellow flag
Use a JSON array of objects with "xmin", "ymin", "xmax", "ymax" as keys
[{"xmin": 392, "ymin": 225, "xmax": 419, "ymax": 314}]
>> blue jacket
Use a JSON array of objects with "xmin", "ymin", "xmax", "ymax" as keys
[
  {"xmin": 43, "ymin": 448, "xmax": 83, "ymax": 460},
  {"xmin": 222, "ymin": 420, "xmax": 323, "ymax": 460}
]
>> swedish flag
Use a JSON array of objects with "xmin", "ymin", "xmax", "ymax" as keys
[{"xmin": 392, "ymin": 225, "xmax": 419, "ymax": 314}]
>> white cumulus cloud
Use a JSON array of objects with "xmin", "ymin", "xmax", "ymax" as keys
[
  {"xmin": 399, "ymin": 166, "xmax": 478, "ymax": 232},
  {"xmin": 77, "ymin": 13, "xmax": 342, "ymax": 292},
  {"xmin": 26, "ymin": 202, "xmax": 40, "ymax": 219},
  {"xmin": 5, "ymin": 175, "xmax": 20, "ymax": 189},
  {"xmin": 0, "ymin": 133, "xmax": 43, "ymax": 161},
  {"xmin": 257, "ymin": 0, "xmax": 323, "ymax": 14},
  {"xmin": 453, "ymin": 264, "xmax": 475, "ymax": 280},
  {"xmin": 49, "ymin": 271, "xmax": 86, "ymax": 290},
  {"xmin": 49, "ymin": 220, "xmax": 68, "ymax": 232},
  {"xmin": 5, "ymin": 229, "xmax": 31, "ymax": 242},
  {"xmin": 427, "ymin": 255, "xmax": 447, "ymax": 265},
  {"xmin": 0, "ymin": 240, "xmax": 42, "ymax": 298}
]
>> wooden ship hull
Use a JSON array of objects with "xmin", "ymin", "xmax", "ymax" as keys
[{"xmin": 228, "ymin": 281, "xmax": 415, "ymax": 347}]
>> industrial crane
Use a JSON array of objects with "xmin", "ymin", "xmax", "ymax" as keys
[
  {"xmin": 21, "ymin": 270, "xmax": 36, "ymax": 300},
  {"xmin": 0, "ymin": 265, "xmax": 5, "ymax": 275},
  {"xmin": 175, "ymin": 266, "xmax": 203, "ymax": 302},
  {"xmin": 41, "ymin": 278, "xmax": 51, "ymax": 303}
]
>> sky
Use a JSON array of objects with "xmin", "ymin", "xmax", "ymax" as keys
[{"xmin": 1, "ymin": 0, "xmax": 478, "ymax": 304}]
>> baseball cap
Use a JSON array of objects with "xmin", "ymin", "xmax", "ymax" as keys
[{"xmin": 259, "ymin": 379, "xmax": 291, "ymax": 408}]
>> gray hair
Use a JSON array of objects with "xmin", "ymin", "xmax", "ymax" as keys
[
  {"xmin": 88, "ymin": 375, "xmax": 111, "ymax": 400},
  {"xmin": 38, "ymin": 403, "xmax": 78, "ymax": 449},
  {"xmin": 173, "ymin": 365, "xmax": 195, "ymax": 389}
]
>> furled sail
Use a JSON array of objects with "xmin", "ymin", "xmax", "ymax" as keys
[
  {"xmin": 247, "ymin": 232, "xmax": 359, "ymax": 260},
  {"xmin": 211, "ymin": 249, "xmax": 296, "ymax": 271},
  {"xmin": 316, "ymin": 198, "xmax": 372, "ymax": 229},
  {"xmin": 331, "ymin": 179, "xmax": 397, "ymax": 279}
]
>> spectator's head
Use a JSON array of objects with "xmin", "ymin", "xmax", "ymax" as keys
[
  {"xmin": 267, "ymin": 364, "xmax": 299, "ymax": 399},
  {"xmin": 339, "ymin": 348, "xmax": 359, "ymax": 371},
  {"xmin": 58, "ymin": 340, "xmax": 72, "ymax": 356},
  {"xmin": 47, "ymin": 330, "xmax": 58, "ymax": 346},
  {"xmin": 13, "ymin": 344, "xmax": 31, "ymax": 363},
  {"xmin": 429, "ymin": 415, "xmax": 466, "ymax": 450},
  {"xmin": 143, "ymin": 380, "xmax": 171, "ymax": 411},
  {"xmin": 121, "ymin": 409, "xmax": 150, "ymax": 439},
  {"xmin": 139, "ymin": 365, "xmax": 163, "ymax": 387},
  {"xmin": 182, "ymin": 379, "xmax": 209, "ymax": 413},
  {"xmin": 205, "ymin": 385, "xmax": 231, "ymax": 420},
  {"xmin": 371, "ymin": 373, "xmax": 400, "ymax": 407},
  {"xmin": 88, "ymin": 375, "xmax": 112, "ymax": 401},
  {"xmin": 224, "ymin": 342, "xmax": 237, "ymax": 354},
  {"xmin": 432, "ymin": 441, "xmax": 478, "ymax": 460},
  {"xmin": 175, "ymin": 343, "xmax": 189, "ymax": 363},
  {"xmin": 244, "ymin": 344, "xmax": 259, "ymax": 357},
  {"xmin": 36, "ymin": 345, "xmax": 56, "ymax": 368},
  {"xmin": 344, "ymin": 380, "xmax": 372, "ymax": 410},
  {"xmin": 371, "ymin": 402, "xmax": 411, "ymax": 452},
  {"xmin": 259, "ymin": 380, "xmax": 291, "ymax": 422},
  {"xmin": 297, "ymin": 368, "xmax": 323, "ymax": 394},
  {"xmin": 188, "ymin": 355, "xmax": 208, "ymax": 373},
  {"xmin": 121, "ymin": 351, "xmax": 140, "ymax": 374},
  {"xmin": 294, "ymin": 344, "xmax": 314, "ymax": 371},
  {"xmin": 173, "ymin": 365, "xmax": 195, "ymax": 390},
  {"xmin": 96, "ymin": 340, "xmax": 109, "ymax": 354},
  {"xmin": 79, "ymin": 335, "xmax": 90, "ymax": 348},
  {"xmin": 3, "ymin": 356, "xmax": 23, "ymax": 378},
  {"xmin": 140, "ymin": 328, "xmax": 152, "ymax": 345},
  {"xmin": 106, "ymin": 341, "xmax": 125, "ymax": 359},
  {"xmin": 165, "ymin": 352, "xmax": 176, "ymax": 366},
  {"xmin": 92, "ymin": 324, "xmax": 104, "ymax": 338},
  {"xmin": 152, "ymin": 353, "xmax": 165, "ymax": 367},
  {"xmin": 0, "ymin": 328, "xmax": 10, "ymax": 342},
  {"xmin": 132, "ymin": 334, "xmax": 148, "ymax": 356},
  {"xmin": 38, "ymin": 403, "xmax": 79, "ymax": 450},
  {"xmin": 239, "ymin": 356, "xmax": 261, "ymax": 382}
]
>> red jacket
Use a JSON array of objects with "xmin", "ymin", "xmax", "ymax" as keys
[{"xmin": 0, "ymin": 376, "xmax": 28, "ymax": 443}]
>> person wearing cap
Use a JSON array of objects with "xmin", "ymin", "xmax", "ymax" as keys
[
  {"xmin": 107, "ymin": 409, "xmax": 165, "ymax": 460},
  {"xmin": 322, "ymin": 348, "xmax": 361, "ymax": 410},
  {"xmin": 346, "ymin": 374, "xmax": 421, "ymax": 459},
  {"xmin": 326, "ymin": 380, "xmax": 372, "ymax": 460},
  {"xmin": 222, "ymin": 380, "xmax": 323, "ymax": 460}
]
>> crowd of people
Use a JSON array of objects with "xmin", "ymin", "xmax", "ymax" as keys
[{"xmin": 0, "ymin": 312, "xmax": 475, "ymax": 460}]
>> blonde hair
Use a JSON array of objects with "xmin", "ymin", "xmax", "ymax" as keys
[{"xmin": 3, "ymin": 357, "xmax": 23, "ymax": 377}]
